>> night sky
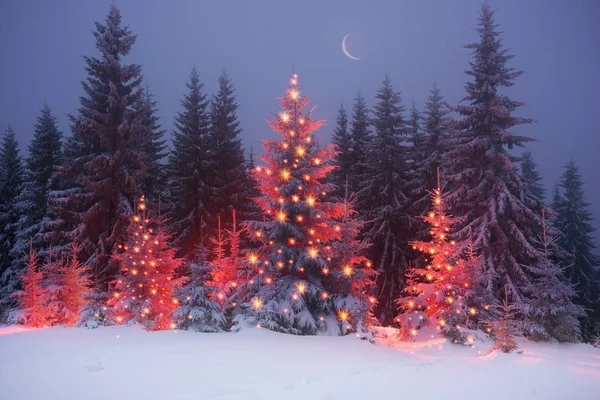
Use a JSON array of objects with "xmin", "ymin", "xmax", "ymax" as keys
[{"xmin": 1, "ymin": 0, "xmax": 599, "ymax": 241}]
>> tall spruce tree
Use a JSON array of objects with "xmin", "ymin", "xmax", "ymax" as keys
[
  {"xmin": 552, "ymin": 160, "xmax": 600, "ymax": 341},
  {"xmin": 360, "ymin": 74, "xmax": 412, "ymax": 325},
  {"xmin": 209, "ymin": 70, "xmax": 254, "ymax": 231},
  {"xmin": 9, "ymin": 105, "xmax": 63, "ymax": 278},
  {"xmin": 57, "ymin": 5, "xmax": 146, "ymax": 288},
  {"xmin": 0, "ymin": 126, "xmax": 25, "ymax": 320},
  {"xmin": 167, "ymin": 68, "xmax": 212, "ymax": 260},
  {"xmin": 136, "ymin": 88, "xmax": 167, "ymax": 203},
  {"xmin": 347, "ymin": 91, "xmax": 371, "ymax": 196},
  {"xmin": 330, "ymin": 104, "xmax": 352, "ymax": 198},
  {"xmin": 443, "ymin": 4, "xmax": 543, "ymax": 313}
]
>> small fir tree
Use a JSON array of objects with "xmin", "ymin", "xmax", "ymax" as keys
[
  {"xmin": 10, "ymin": 241, "xmax": 50, "ymax": 328},
  {"xmin": 482, "ymin": 295, "xmax": 521, "ymax": 354},
  {"xmin": 110, "ymin": 196, "xmax": 183, "ymax": 331}
]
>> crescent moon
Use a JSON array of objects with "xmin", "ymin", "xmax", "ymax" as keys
[{"xmin": 342, "ymin": 33, "xmax": 361, "ymax": 60}]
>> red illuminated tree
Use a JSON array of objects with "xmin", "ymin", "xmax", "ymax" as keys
[
  {"xmin": 245, "ymin": 73, "xmax": 374, "ymax": 335},
  {"xmin": 396, "ymin": 181, "xmax": 476, "ymax": 343},
  {"xmin": 11, "ymin": 240, "xmax": 50, "ymax": 328},
  {"xmin": 109, "ymin": 196, "xmax": 183, "ymax": 331}
]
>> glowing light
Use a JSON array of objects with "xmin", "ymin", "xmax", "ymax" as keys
[
  {"xmin": 277, "ymin": 211, "xmax": 287, "ymax": 223},
  {"xmin": 288, "ymin": 238, "xmax": 296, "ymax": 245},
  {"xmin": 411, "ymin": 329, "xmax": 418, "ymax": 337},
  {"xmin": 143, "ymin": 308, "xmax": 150, "ymax": 314},
  {"xmin": 266, "ymin": 277, "xmax": 272, "ymax": 284},
  {"xmin": 308, "ymin": 247, "xmax": 318, "ymax": 258},
  {"xmin": 280, "ymin": 113, "xmax": 289, "ymax": 123},
  {"xmin": 131, "ymin": 269, "xmax": 138, "ymax": 275},
  {"xmin": 296, "ymin": 282, "xmax": 307, "ymax": 293},
  {"xmin": 428, "ymin": 212, "xmax": 435, "ymax": 218},
  {"xmin": 299, "ymin": 118, "xmax": 305, "ymax": 124},
  {"xmin": 281, "ymin": 169, "xmax": 291, "ymax": 180},
  {"xmin": 322, "ymin": 267, "xmax": 329, "ymax": 275},
  {"xmin": 117, "ymin": 316, "xmax": 123, "ymax": 322},
  {"xmin": 134, "ymin": 247, "xmax": 140, "ymax": 253},
  {"xmin": 296, "ymin": 215, "xmax": 304, "ymax": 222},
  {"xmin": 335, "ymin": 225, "xmax": 341, "ymax": 232},
  {"xmin": 408, "ymin": 300, "xmax": 414, "ymax": 308},
  {"xmin": 133, "ymin": 216, "xmax": 140, "ymax": 222},
  {"xmin": 292, "ymin": 293, "xmax": 299, "ymax": 300},
  {"xmin": 114, "ymin": 292, "xmax": 120, "ymax": 298},
  {"xmin": 139, "ymin": 203, "xmax": 146, "ymax": 210},
  {"xmin": 314, "ymin": 158, "xmax": 321, "ymax": 165},
  {"xmin": 296, "ymin": 146, "xmax": 305, "ymax": 157},
  {"xmin": 343, "ymin": 265, "xmax": 353, "ymax": 276},
  {"xmin": 248, "ymin": 253, "xmax": 259, "ymax": 264},
  {"xmin": 469, "ymin": 307, "xmax": 477, "ymax": 315},
  {"xmin": 306, "ymin": 196, "xmax": 316, "ymax": 206},
  {"xmin": 252, "ymin": 297, "xmax": 263, "ymax": 309},
  {"xmin": 170, "ymin": 323, "xmax": 176, "ymax": 329},
  {"xmin": 369, "ymin": 297, "xmax": 376, "ymax": 304},
  {"xmin": 321, "ymin": 292, "xmax": 329, "ymax": 299},
  {"xmin": 435, "ymin": 197, "xmax": 441, "ymax": 205},
  {"xmin": 304, "ymin": 174, "xmax": 310, "ymax": 181},
  {"xmin": 338, "ymin": 310, "xmax": 349, "ymax": 321},
  {"xmin": 289, "ymin": 89, "xmax": 299, "ymax": 100}
]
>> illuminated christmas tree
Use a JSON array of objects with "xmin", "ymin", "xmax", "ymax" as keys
[
  {"xmin": 10, "ymin": 240, "xmax": 50, "ymax": 328},
  {"xmin": 396, "ymin": 179, "xmax": 474, "ymax": 343},
  {"xmin": 246, "ymin": 73, "xmax": 374, "ymax": 335},
  {"xmin": 109, "ymin": 196, "xmax": 183, "ymax": 331}
]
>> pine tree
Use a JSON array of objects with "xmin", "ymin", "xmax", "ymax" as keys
[
  {"xmin": 58, "ymin": 5, "xmax": 147, "ymax": 290},
  {"xmin": 174, "ymin": 262, "xmax": 224, "ymax": 332},
  {"xmin": 329, "ymin": 104, "xmax": 352, "ymax": 198},
  {"xmin": 167, "ymin": 67, "xmax": 212, "ymax": 260},
  {"xmin": 9, "ymin": 241, "xmax": 50, "ymax": 328},
  {"xmin": 110, "ymin": 196, "xmax": 183, "ymax": 331},
  {"xmin": 482, "ymin": 296, "xmax": 520, "ymax": 354},
  {"xmin": 360, "ymin": 73, "xmax": 412, "ymax": 325},
  {"xmin": 524, "ymin": 213, "xmax": 584, "ymax": 342},
  {"xmin": 45, "ymin": 239, "xmax": 90, "ymax": 326},
  {"xmin": 136, "ymin": 88, "xmax": 167, "ymax": 203},
  {"xmin": 411, "ymin": 82, "xmax": 451, "ymax": 224},
  {"xmin": 209, "ymin": 70, "xmax": 254, "ymax": 231},
  {"xmin": 520, "ymin": 150, "xmax": 546, "ymax": 215},
  {"xmin": 396, "ymin": 184, "xmax": 475, "ymax": 343},
  {"xmin": 0, "ymin": 126, "xmax": 25, "ymax": 320},
  {"xmin": 552, "ymin": 160, "xmax": 600, "ymax": 341},
  {"xmin": 443, "ymin": 4, "xmax": 543, "ymax": 312},
  {"xmin": 245, "ymin": 73, "xmax": 374, "ymax": 335},
  {"xmin": 347, "ymin": 91, "xmax": 371, "ymax": 196},
  {"xmin": 9, "ymin": 105, "xmax": 63, "ymax": 288}
]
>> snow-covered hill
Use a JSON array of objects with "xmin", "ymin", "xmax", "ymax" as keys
[{"xmin": 0, "ymin": 325, "xmax": 598, "ymax": 400}]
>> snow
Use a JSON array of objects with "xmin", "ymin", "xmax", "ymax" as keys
[{"xmin": 0, "ymin": 325, "xmax": 598, "ymax": 400}]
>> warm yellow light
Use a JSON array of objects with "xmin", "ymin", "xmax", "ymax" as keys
[
  {"xmin": 131, "ymin": 269, "xmax": 138, "ymax": 275},
  {"xmin": 134, "ymin": 216, "xmax": 140, "ymax": 222},
  {"xmin": 139, "ymin": 204, "xmax": 146, "ymax": 210},
  {"xmin": 276, "ymin": 211, "xmax": 287, "ymax": 222},
  {"xmin": 114, "ymin": 292, "xmax": 120, "ymax": 298},
  {"xmin": 299, "ymin": 118, "xmax": 305, "ymax": 124},
  {"xmin": 322, "ymin": 267, "xmax": 329, "ymax": 275},
  {"xmin": 281, "ymin": 113, "xmax": 289, "ymax": 122},
  {"xmin": 411, "ymin": 329, "xmax": 418, "ymax": 336},
  {"xmin": 248, "ymin": 253, "xmax": 259, "ymax": 264},
  {"xmin": 408, "ymin": 300, "xmax": 414, "ymax": 308},
  {"xmin": 304, "ymin": 174, "xmax": 310, "ymax": 181},
  {"xmin": 335, "ymin": 225, "xmax": 341, "ymax": 232},
  {"xmin": 338, "ymin": 310, "xmax": 349, "ymax": 321},
  {"xmin": 281, "ymin": 169, "xmax": 291, "ymax": 180},
  {"xmin": 296, "ymin": 215, "xmax": 304, "ymax": 222},
  {"xmin": 292, "ymin": 195, "xmax": 300, "ymax": 202},
  {"xmin": 469, "ymin": 307, "xmax": 477, "ymax": 315},
  {"xmin": 429, "ymin": 212, "xmax": 435, "ymax": 218},
  {"xmin": 143, "ymin": 308, "xmax": 150, "ymax": 314},
  {"xmin": 321, "ymin": 292, "xmax": 328, "ymax": 299},
  {"xmin": 290, "ymin": 78, "xmax": 298, "ymax": 85},
  {"xmin": 435, "ymin": 197, "xmax": 441, "ymax": 205},
  {"xmin": 296, "ymin": 282, "xmax": 307, "ymax": 293},
  {"xmin": 288, "ymin": 238, "xmax": 296, "ymax": 245},
  {"xmin": 343, "ymin": 265, "xmax": 353, "ymax": 276},
  {"xmin": 296, "ymin": 146, "xmax": 305, "ymax": 157},
  {"xmin": 252, "ymin": 297, "xmax": 263, "ymax": 309},
  {"xmin": 306, "ymin": 196, "xmax": 316, "ymax": 206},
  {"xmin": 143, "ymin": 234, "xmax": 149, "ymax": 240},
  {"xmin": 289, "ymin": 89, "xmax": 299, "ymax": 100},
  {"xmin": 151, "ymin": 289, "xmax": 157, "ymax": 295},
  {"xmin": 369, "ymin": 297, "xmax": 376, "ymax": 304},
  {"xmin": 308, "ymin": 247, "xmax": 318, "ymax": 258},
  {"xmin": 134, "ymin": 247, "xmax": 140, "ymax": 253},
  {"xmin": 292, "ymin": 293, "xmax": 299, "ymax": 300}
]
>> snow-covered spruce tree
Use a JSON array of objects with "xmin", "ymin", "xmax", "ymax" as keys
[
  {"xmin": 347, "ymin": 91, "xmax": 371, "ymax": 196},
  {"xmin": 60, "ymin": 5, "xmax": 147, "ymax": 289},
  {"xmin": 552, "ymin": 160, "xmax": 600, "ymax": 341},
  {"xmin": 0, "ymin": 126, "xmax": 25, "ymax": 321},
  {"xmin": 359, "ymin": 73, "xmax": 412, "ymax": 325},
  {"xmin": 482, "ymin": 296, "xmax": 521, "ymax": 354},
  {"xmin": 174, "ymin": 262, "xmax": 224, "ymax": 332},
  {"xmin": 110, "ymin": 196, "xmax": 183, "ymax": 331},
  {"xmin": 245, "ymin": 73, "xmax": 374, "ymax": 335},
  {"xmin": 523, "ymin": 213, "xmax": 584, "ymax": 342},
  {"xmin": 209, "ymin": 70, "xmax": 255, "ymax": 231},
  {"xmin": 396, "ymin": 185, "xmax": 475, "ymax": 343},
  {"xmin": 443, "ymin": 4, "xmax": 543, "ymax": 313},
  {"xmin": 9, "ymin": 241, "xmax": 50, "ymax": 328},
  {"xmin": 411, "ymin": 82, "xmax": 451, "ymax": 226},
  {"xmin": 9, "ymin": 105, "xmax": 63, "ymax": 288},
  {"xmin": 45, "ymin": 239, "xmax": 90, "ymax": 326},
  {"xmin": 329, "ymin": 104, "xmax": 352, "ymax": 199},
  {"xmin": 136, "ymin": 88, "xmax": 168, "ymax": 204},
  {"xmin": 167, "ymin": 67, "xmax": 212, "ymax": 260}
]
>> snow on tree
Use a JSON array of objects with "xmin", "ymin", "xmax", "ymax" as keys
[
  {"xmin": 8, "ymin": 105, "xmax": 63, "ymax": 295},
  {"xmin": 396, "ymin": 182, "xmax": 475, "ymax": 344},
  {"xmin": 523, "ymin": 212, "xmax": 584, "ymax": 342},
  {"xmin": 552, "ymin": 160, "xmax": 600, "ymax": 341},
  {"xmin": 209, "ymin": 70, "xmax": 255, "ymax": 232},
  {"xmin": 57, "ymin": 4, "xmax": 147, "ymax": 290},
  {"xmin": 359, "ymin": 73, "xmax": 412, "ymax": 325},
  {"xmin": 520, "ymin": 150, "xmax": 546, "ymax": 211},
  {"xmin": 9, "ymin": 241, "xmax": 50, "ymax": 328},
  {"xmin": 0, "ymin": 126, "xmax": 25, "ymax": 321},
  {"xmin": 245, "ymin": 73, "xmax": 374, "ymax": 335},
  {"xmin": 443, "ymin": 4, "xmax": 543, "ymax": 313},
  {"xmin": 167, "ymin": 67, "xmax": 212, "ymax": 260},
  {"xmin": 136, "ymin": 87, "xmax": 168, "ymax": 204},
  {"xmin": 45, "ymin": 238, "xmax": 90, "ymax": 326},
  {"xmin": 482, "ymin": 295, "xmax": 521, "ymax": 354},
  {"xmin": 329, "ymin": 104, "xmax": 352, "ymax": 199},
  {"xmin": 174, "ymin": 261, "xmax": 224, "ymax": 332},
  {"xmin": 109, "ymin": 196, "xmax": 183, "ymax": 331}
]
